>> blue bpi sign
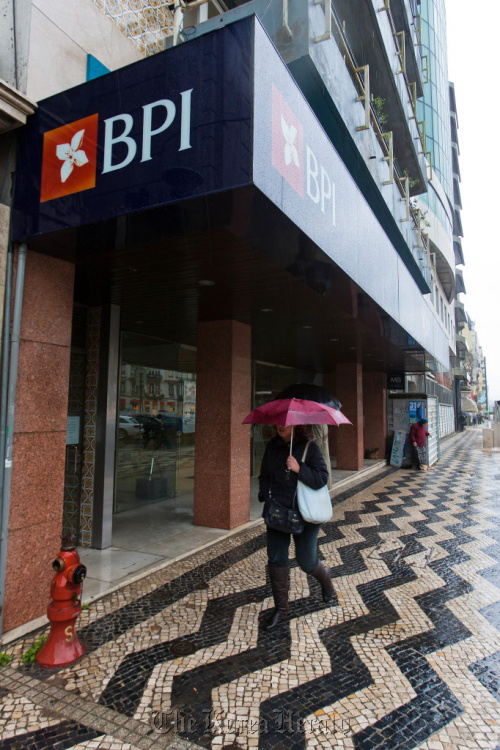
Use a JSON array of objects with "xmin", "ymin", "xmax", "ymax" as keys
[
  {"xmin": 13, "ymin": 19, "xmax": 255, "ymax": 239},
  {"xmin": 13, "ymin": 14, "xmax": 343, "ymax": 245},
  {"xmin": 13, "ymin": 10, "xmax": 420, "ymax": 362}
]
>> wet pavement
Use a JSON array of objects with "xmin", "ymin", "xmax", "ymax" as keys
[{"xmin": 1, "ymin": 429, "xmax": 500, "ymax": 749}]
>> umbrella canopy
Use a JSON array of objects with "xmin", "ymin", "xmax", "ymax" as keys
[
  {"xmin": 275, "ymin": 383, "xmax": 342, "ymax": 410},
  {"xmin": 242, "ymin": 398, "xmax": 351, "ymax": 426}
]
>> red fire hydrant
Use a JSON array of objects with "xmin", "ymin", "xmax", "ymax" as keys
[{"xmin": 36, "ymin": 539, "xmax": 87, "ymax": 669}]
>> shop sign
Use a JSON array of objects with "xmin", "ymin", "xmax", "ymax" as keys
[
  {"xmin": 388, "ymin": 373, "xmax": 405, "ymax": 390},
  {"xmin": 39, "ymin": 92, "xmax": 193, "ymax": 203},
  {"xmin": 13, "ymin": 19, "xmax": 255, "ymax": 239},
  {"xmin": 251, "ymin": 23, "xmax": 428, "ymax": 341},
  {"xmin": 271, "ymin": 85, "xmax": 336, "ymax": 226}
]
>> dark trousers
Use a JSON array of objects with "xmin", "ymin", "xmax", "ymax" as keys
[{"xmin": 266, "ymin": 523, "xmax": 321, "ymax": 573}]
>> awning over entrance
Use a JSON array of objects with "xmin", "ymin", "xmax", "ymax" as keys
[
  {"xmin": 461, "ymin": 396, "xmax": 478, "ymax": 413},
  {"xmin": 11, "ymin": 15, "xmax": 447, "ymax": 374}
]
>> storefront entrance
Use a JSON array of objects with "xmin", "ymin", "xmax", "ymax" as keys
[{"xmin": 115, "ymin": 332, "xmax": 196, "ymax": 515}]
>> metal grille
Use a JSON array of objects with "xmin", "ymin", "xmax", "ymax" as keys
[
  {"xmin": 89, "ymin": 0, "xmax": 174, "ymax": 56},
  {"xmin": 426, "ymin": 396, "xmax": 438, "ymax": 466},
  {"xmin": 438, "ymin": 403, "xmax": 455, "ymax": 438}
]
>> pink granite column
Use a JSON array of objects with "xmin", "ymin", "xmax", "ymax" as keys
[
  {"xmin": 336, "ymin": 362, "xmax": 364, "ymax": 471},
  {"xmin": 363, "ymin": 371, "xmax": 387, "ymax": 459},
  {"xmin": 193, "ymin": 320, "xmax": 251, "ymax": 529},
  {"xmin": 3, "ymin": 250, "xmax": 74, "ymax": 633}
]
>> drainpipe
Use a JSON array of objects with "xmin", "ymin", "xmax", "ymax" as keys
[
  {"xmin": 172, "ymin": 1, "xmax": 185, "ymax": 46},
  {"xmin": 0, "ymin": 243, "xmax": 27, "ymax": 636}
]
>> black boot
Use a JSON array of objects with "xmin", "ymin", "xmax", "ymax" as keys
[
  {"xmin": 310, "ymin": 562, "xmax": 335, "ymax": 603},
  {"xmin": 266, "ymin": 565, "xmax": 289, "ymax": 630}
]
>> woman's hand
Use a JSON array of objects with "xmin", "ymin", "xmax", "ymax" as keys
[{"xmin": 286, "ymin": 455, "xmax": 300, "ymax": 473}]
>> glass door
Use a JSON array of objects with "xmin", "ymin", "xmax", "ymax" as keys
[{"xmin": 114, "ymin": 332, "xmax": 196, "ymax": 514}]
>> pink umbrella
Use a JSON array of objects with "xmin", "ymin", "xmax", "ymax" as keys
[
  {"xmin": 242, "ymin": 398, "xmax": 351, "ymax": 455},
  {"xmin": 242, "ymin": 398, "xmax": 351, "ymax": 426}
]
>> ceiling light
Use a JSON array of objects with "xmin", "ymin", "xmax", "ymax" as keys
[
  {"xmin": 198, "ymin": 279, "xmax": 215, "ymax": 286},
  {"xmin": 260, "ymin": 308, "xmax": 274, "ymax": 313}
]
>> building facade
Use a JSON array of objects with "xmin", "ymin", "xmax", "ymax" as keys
[{"xmin": 0, "ymin": 0, "xmax": 468, "ymax": 634}]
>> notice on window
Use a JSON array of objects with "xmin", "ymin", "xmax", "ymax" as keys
[{"xmin": 66, "ymin": 416, "xmax": 80, "ymax": 445}]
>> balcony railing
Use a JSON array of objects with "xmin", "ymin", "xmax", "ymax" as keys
[{"xmin": 327, "ymin": 2, "xmax": 431, "ymax": 262}]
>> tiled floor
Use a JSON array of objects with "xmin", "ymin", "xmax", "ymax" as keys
[{"xmin": 2, "ymin": 430, "xmax": 499, "ymax": 749}]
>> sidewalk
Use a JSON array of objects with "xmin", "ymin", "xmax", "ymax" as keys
[{"xmin": 1, "ymin": 430, "xmax": 500, "ymax": 749}]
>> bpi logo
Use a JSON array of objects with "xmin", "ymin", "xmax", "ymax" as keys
[
  {"xmin": 39, "ymin": 90, "xmax": 193, "ymax": 203},
  {"xmin": 272, "ymin": 85, "xmax": 304, "ymax": 196},
  {"xmin": 271, "ymin": 85, "xmax": 335, "ymax": 225},
  {"xmin": 40, "ymin": 115, "xmax": 99, "ymax": 202}
]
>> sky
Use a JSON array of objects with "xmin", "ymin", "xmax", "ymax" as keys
[{"xmin": 445, "ymin": 1, "xmax": 500, "ymax": 404}]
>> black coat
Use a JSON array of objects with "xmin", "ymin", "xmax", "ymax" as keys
[{"xmin": 258, "ymin": 434, "xmax": 328, "ymax": 512}]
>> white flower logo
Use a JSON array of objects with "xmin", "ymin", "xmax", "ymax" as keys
[
  {"xmin": 56, "ymin": 129, "xmax": 89, "ymax": 183},
  {"xmin": 281, "ymin": 115, "xmax": 299, "ymax": 168}
]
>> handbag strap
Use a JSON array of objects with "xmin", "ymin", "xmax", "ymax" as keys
[
  {"xmin": 301, "ymin": 440, "xmax": 313, "ymax": 462},
  {"xmin": 268, "ymin": 487, "xmax": 299, "ymax": 511}
]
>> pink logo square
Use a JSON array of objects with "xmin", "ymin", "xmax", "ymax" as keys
[{"xmin": 272, "ymin": 85, "xmax": 304, "ymax": 196}]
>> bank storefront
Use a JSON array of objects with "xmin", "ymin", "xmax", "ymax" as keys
[{"xmin": 5, "ymin": 15, "xmax": 444, "ymax": 630}]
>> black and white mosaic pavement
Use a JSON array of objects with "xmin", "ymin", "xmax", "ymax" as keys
[{"xmin": 1, "ymin": 430, "xmax": 500, "ymax": 750}]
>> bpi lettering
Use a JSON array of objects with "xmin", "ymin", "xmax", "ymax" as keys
[
  {"xmin": 102, "ymin": 89, "xmax": 193, "ymax": 173},
  {"xmin": 306, "ymin": 145, "xmax": 336, "ymax": 226}
]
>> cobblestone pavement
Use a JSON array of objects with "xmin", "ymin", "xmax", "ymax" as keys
[{"xmin": 1, "ymin": 430, "xmax": 500, "ymax": 750}]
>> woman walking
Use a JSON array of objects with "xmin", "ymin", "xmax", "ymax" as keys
[{"xmin": 259, "ymin": 424, "xmax": 334, "ymax": 630}]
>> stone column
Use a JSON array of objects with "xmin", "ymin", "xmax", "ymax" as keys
[
  {"xmin": 194, "ymin": 320, "xmax": 251, "ymax": 529},
  {"xmin": 3, "ymin": 250, "xmax": 74, "ymax": 632},
  {"xmin": 363, "ymin": 371, "xmax": 387, "ymax": 459},
  {"xmin": 335, "ymin": 362, "xmax": 364, "ymax": 471}
]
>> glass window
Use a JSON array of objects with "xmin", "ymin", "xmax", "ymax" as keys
[{"xmin": 115, "ymin": 331, "xmax": 196, "ymax": 514}]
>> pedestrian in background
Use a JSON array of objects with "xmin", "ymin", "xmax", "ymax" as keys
[
  {"xmin": 309, "ymin": 423, "xmax": 332, "ymax": 488},
  {"xmin": 409, "ymin": 418, "xmax": 430, "ymax": 470}
]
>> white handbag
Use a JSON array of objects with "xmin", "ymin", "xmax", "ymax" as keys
[{"xmin": 297, "ymin": 442, "xmax": 332, "ymax": 524}]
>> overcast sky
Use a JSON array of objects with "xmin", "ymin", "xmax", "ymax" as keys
[{"xmin": 445, "ymin": 1, "xmax": 500, "ymax": 404}]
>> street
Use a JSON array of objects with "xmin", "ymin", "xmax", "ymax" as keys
[{"xmin": 1, "ymin": 428, "xmax": 500, "ymax": 749}]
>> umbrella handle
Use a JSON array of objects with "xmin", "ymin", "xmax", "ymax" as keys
[{"xmin": 284, "ymin": 426, "xmax": 294, "ymax": 481}]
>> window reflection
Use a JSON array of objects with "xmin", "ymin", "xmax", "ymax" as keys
[{"xmin": 115, "ymin": 332, "xmax": 196, "ymax": 514}]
